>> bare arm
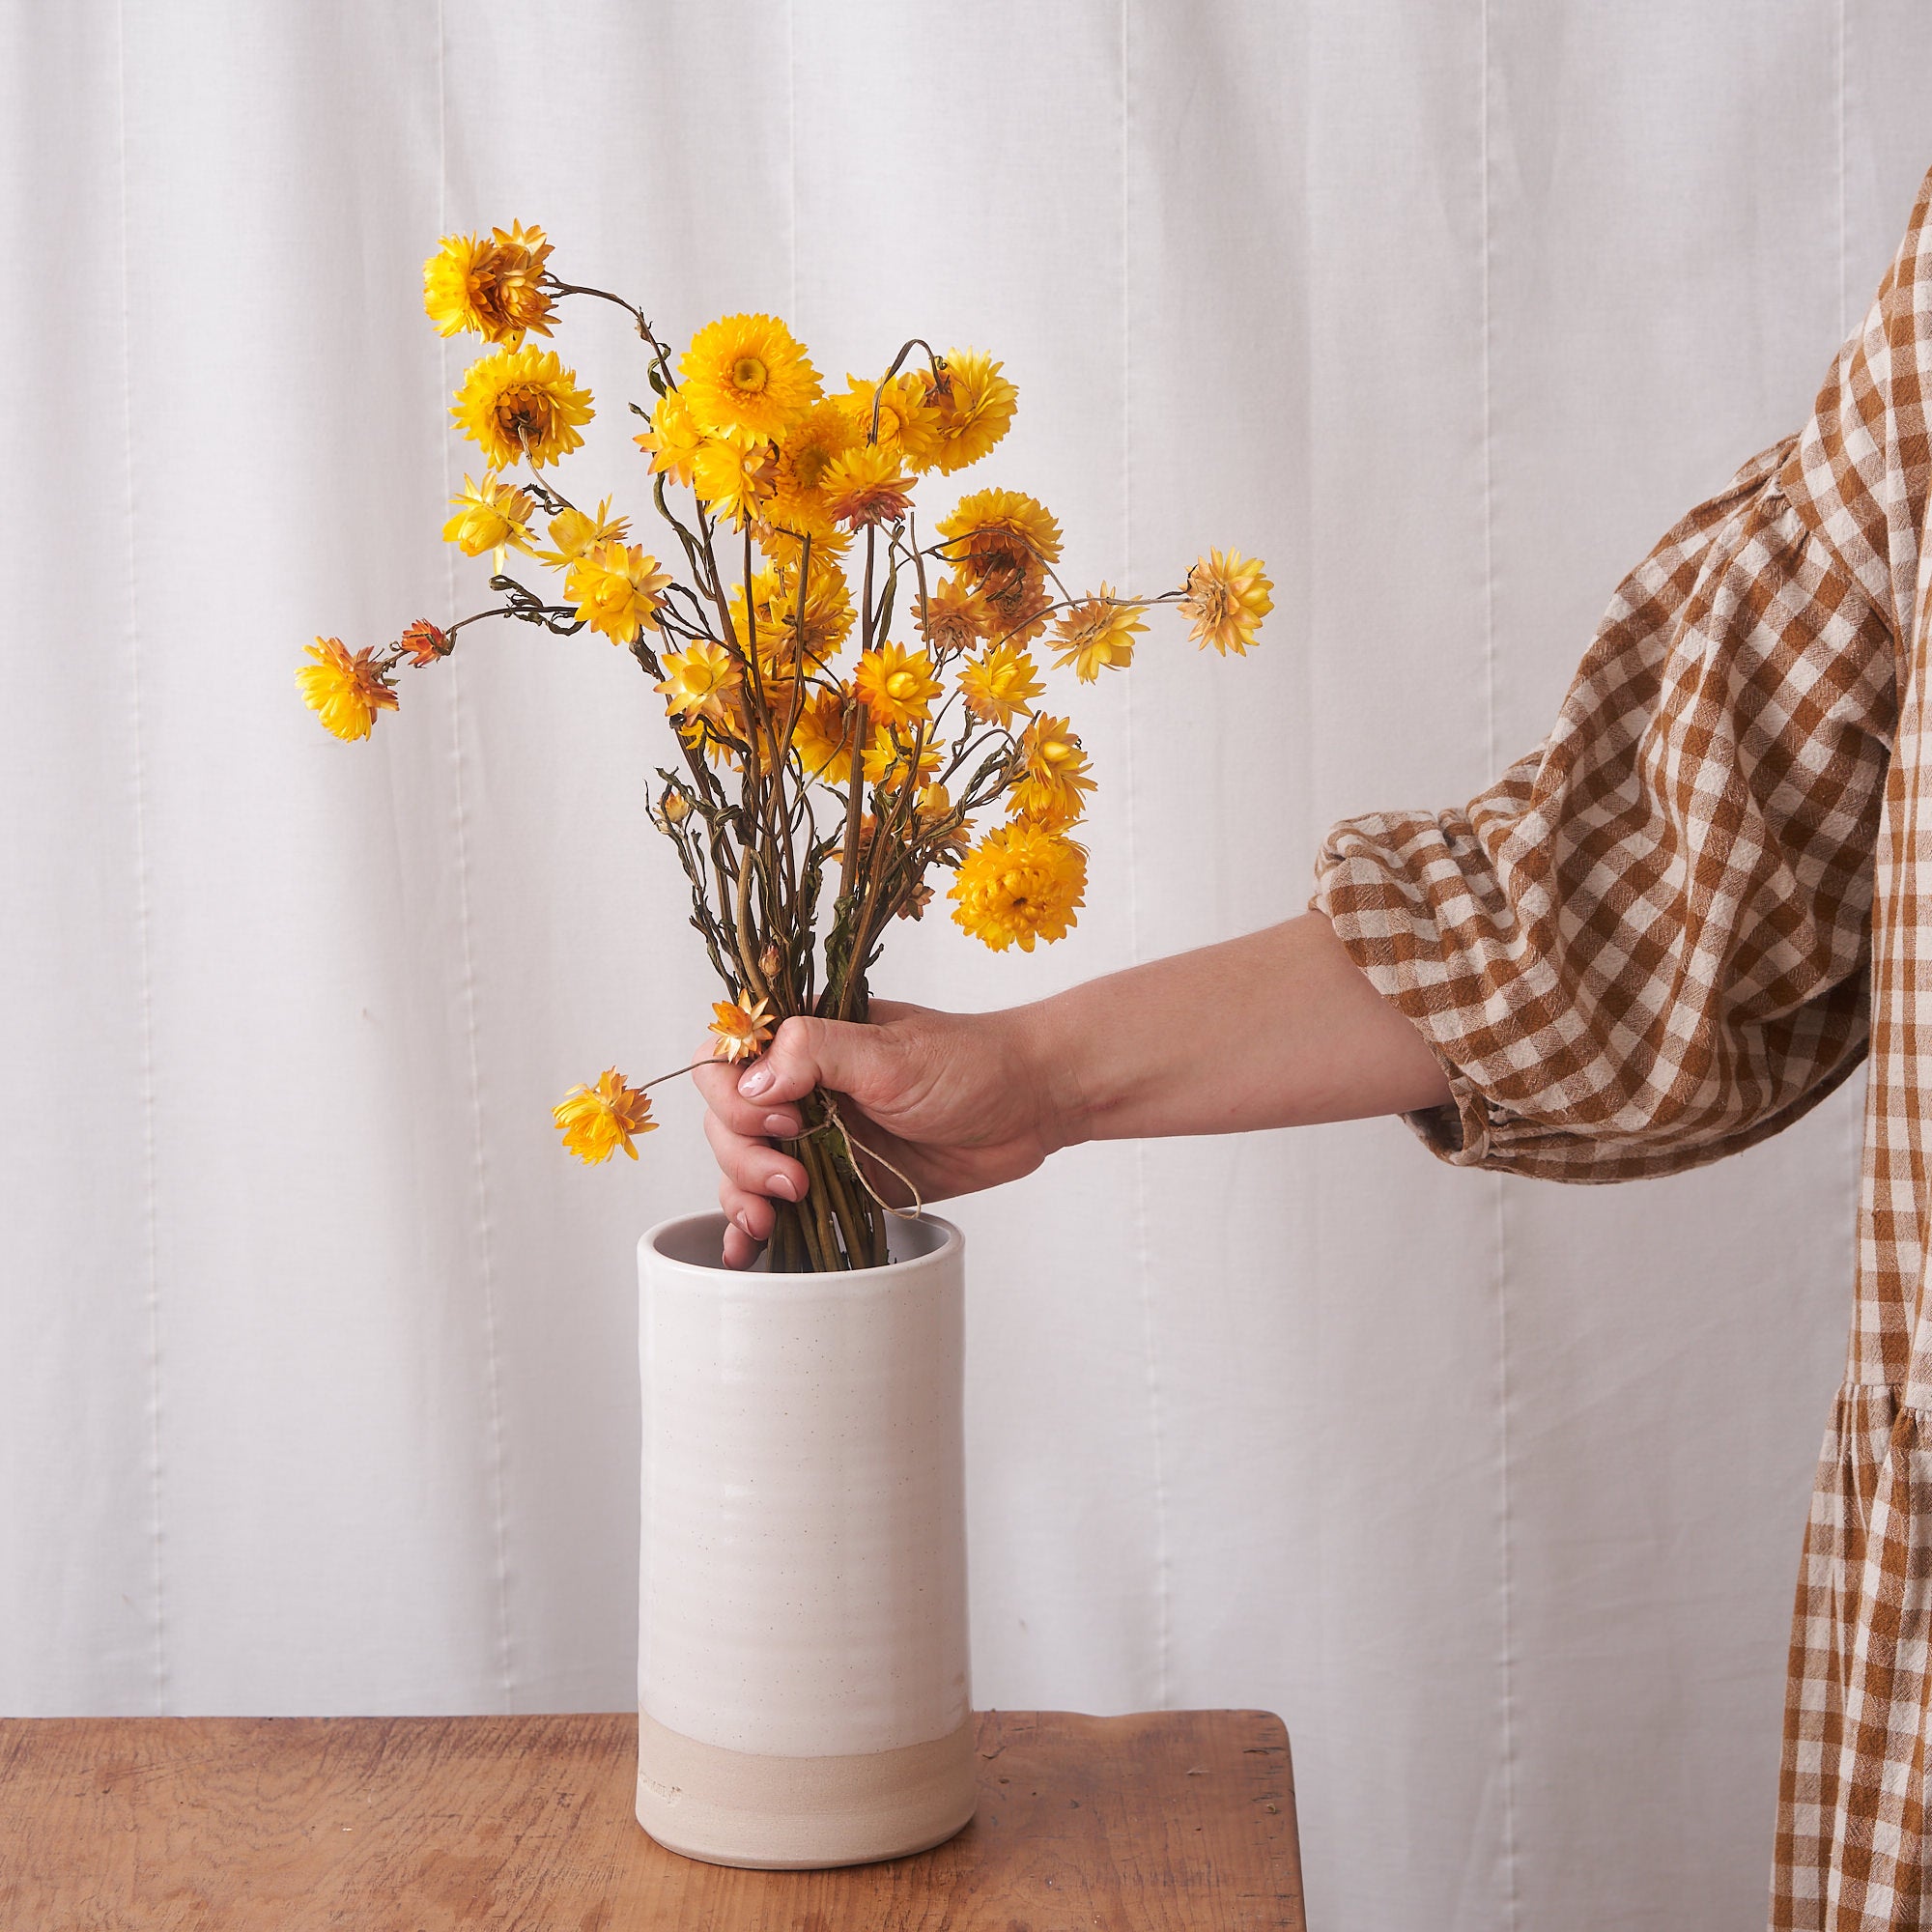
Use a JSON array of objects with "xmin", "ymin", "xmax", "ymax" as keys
[
  {"xmin": 696, "ymin": 910, "xmax": 1448, "ymax": 1267},
  {"xmin": 1030, "ymin": 909, "xmax": 1451, "ymax": 1142}
]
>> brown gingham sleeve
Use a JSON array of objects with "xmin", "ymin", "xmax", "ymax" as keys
[{"xmin": 1314, "ymin": 440, "xmax": 1899, "ymax": 1184}]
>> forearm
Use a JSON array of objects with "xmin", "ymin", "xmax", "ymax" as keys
[{"xmin": 1020, "ymin": 911, "xmax": 1452, "ymax": 1147}]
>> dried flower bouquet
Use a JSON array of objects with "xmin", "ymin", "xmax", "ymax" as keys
[{"xmin": 300, "ymin": 220, "xmax": 1272, "ymax": 1271}]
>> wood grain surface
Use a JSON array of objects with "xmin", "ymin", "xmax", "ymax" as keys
[{"xmin": 0, "ymin": 1707, "xmax": 1305, "ymax": 1931}]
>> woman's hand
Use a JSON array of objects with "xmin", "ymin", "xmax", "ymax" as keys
[{"xmin": 694, "ymin": 998, "xmax": 1068, "ymax": 1268}]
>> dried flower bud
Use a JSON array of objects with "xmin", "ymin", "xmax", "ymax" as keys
[
  {"xmin": 757, "ymin": 944, "xmax": 782, "ymax": 980},
  {"xmin": 399, "ymin": 619, "xmax": 453, "ymax": 667},
  {"xmin": 660, "ymin": 787, "xmax": 691, "ymax": 824}
]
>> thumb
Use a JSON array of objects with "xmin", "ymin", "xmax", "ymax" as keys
[{"xmin": 736, "ymin": 1014, "xmax": 897, "ymax": 1107}]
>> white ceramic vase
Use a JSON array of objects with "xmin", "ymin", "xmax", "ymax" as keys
[{"xmin": 634, "ymin": 1209, "xmax": 976, "ymax": 1869}]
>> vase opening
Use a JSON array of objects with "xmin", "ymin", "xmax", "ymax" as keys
[{"xmin": 646, "ymin": 1209, "xmax": 952, "ymax": 1274}]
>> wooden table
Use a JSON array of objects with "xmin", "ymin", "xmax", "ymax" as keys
[{"xmin": 0, "ymin": 1708, "xmax": 1304, "ymax": 1930}]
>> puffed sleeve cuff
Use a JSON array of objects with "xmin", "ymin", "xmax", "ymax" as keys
[{"xmin": 1311, "ymin": 831, "xmax": 1525, "ymax": 1172}]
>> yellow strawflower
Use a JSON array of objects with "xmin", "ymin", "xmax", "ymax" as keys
[
  {"xmin": 864, "ymin": 729, "xmax": 944, "ymax": 790},
  {"xmin": 452, "ymin": 344, "xmax": 593, "ymax": 469},
  {"xmin": 636, "ymin": 388, "xmax": 704, "ymax": 488},
  {"xmin": 1010, "ymin": 713, "xmax": 1095, "ymax": 833},
  {"xmin": 534, "ymin": 497, "xmax": 631, "ymax": 568},
  {"xmin": 780, "ymin": 556, "xmax": 856, "ymax": 664},
  {"xmin": 423, "ymin": 222, "xmax": 555, "ymax": 346},
  {"xmin": 790, "ymin": 687, "xmax": 867, "ymax": 778},
  {"xmin": 938, "ymin": 488, "xmax": 1063, "ymax": 645},
  {"xmin": 922, "ymin": 349, "xmax": 1018, "ymax": 474},
  {"xmin": 554, "ymin": 1068, "xmax": 656, "ymax": 1164},
  {"xmin": 709, "ymin": 995, "xmax": 776, "ymax": 1063},
  {"xmin": 768, "ymin": 399, "xmax": 860, "ymax": 542},
  {"xmin": 915, "ymin": 781, "xmax": 970, "ymax": 862},
  {"xmin": 1179, "ymin": 550, "xmax": 1273, "ymax": 656},
  {"xmin": 757, "ymin": 525, "xmax": 851, "ymax": 575},
  {"xmin": 957, "ymin": 641, "xmax": 1043, "ymax": 727},
  {"xmin": 566, "ymin": 542, "xmax": 671, "ymax": 643},
  {"xmin": 852, "ymin": 640, "xmax": 942, "ymax": 732},
  {"xmin": 837, "ymin": 372, "xmax": 944, "ymax": 469},
  {"xmin": 949, "ymin": 823, "xmax": 1087, "ymax": 952},
  {"xmin": 656, "ymin": 641, "xmax": 743, "ymax": 725},
  {"xmin": 692, "ymin": 432, "xmax": 777, "ymax": 529},
  {"xmin": 918, "ymin": 781, "xmax": 952, "ymax": 817},
  {"xmin": 820, "ymin": 443, "xmax": 916, "ymax": 528},
  {"xmin": 677, "ymin": 704, "xmax": 745, "ymax": 770},
  {"xmin": 442, "ymin": 473, "xmax": 536, "ymax": 570},
  {"xmin": 680, "ymin": 313, "xmax": 821, "ymax": 440},
  {"xmin": 298, "ymin": 638, "xmax": 399, "ymax": 742},
  {"xmin": 1050, "ymin": 589, "xmax": 1147, "ymax": 682},
  {"xmin": 917, "ymin": 577, "xmax": 988, "ymax": 656},
  {"xmin": 730, "ymin": 560, "xmax": 853, "ymax": 671}
]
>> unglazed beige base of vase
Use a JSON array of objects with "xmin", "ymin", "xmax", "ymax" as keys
[{"xmin": 634, "ymin": 1707, "xmax": 978, "ymax": 1869}]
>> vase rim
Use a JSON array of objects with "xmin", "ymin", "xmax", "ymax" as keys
[{"xmin": 640, "ymin": 1208, "xmax": 960, "ymax": 1282}]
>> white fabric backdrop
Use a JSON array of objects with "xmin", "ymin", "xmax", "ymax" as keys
[{"xmin": 7, "ymin": 3, "xmax": 1930, "ymax": 1924}]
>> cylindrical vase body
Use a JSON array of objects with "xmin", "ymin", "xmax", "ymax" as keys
[{"xmin": 636, "ymin": 1210, "xmax": 974, "ymax": 1868}]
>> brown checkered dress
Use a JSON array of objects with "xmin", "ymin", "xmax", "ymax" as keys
[{"xmin": 1313, "ymin": 168, "xmax": 1932, "ymax": 1928}]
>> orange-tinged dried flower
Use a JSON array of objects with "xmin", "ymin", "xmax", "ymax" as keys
[
  {"xmin": 820, "ymin": 443, "xmax": 916, "ymax": 528},
  {"xmin": 399, "ymin": 620, "xmax": 452, "ymax": 667},
  {"xmin": 680, "ymin": 313, "xmax": 821, "ymax": 441},
  {"xmin": 553, "ymin": 1067, "xmax": 656, "ymax": 1164},
  {"xmin": 917, "ymin": 577, "xmax": 987, "ymax": 656},
  {"xmin": 950, "ymin": 822, "xmax": 1086, "ymax": 952},
  {"xmin": 657, "ymin": 642, "xmax": 743, "ymax": 724},
  {"xmin": 837, "ymin": 372, "xmax": 944, "ymax": 469},
  {"xmin": 1050, "ymin": 588, "xmax": 1147, "ymax": 682},
  {"xmin": 442, "ymin": 472, "xmax": 536, "ymax": 567},
  {"xmin": 566, "ymin": 542, "xmax": 670, "ymax": 643},
  {"xmin": 692, "ymin": 432, "xmax": 777, "ymax": 530},
  {"xmin": 921, "ymin": 349, "xmax": 1018, "ymax": 474},
  {"xmin": 1179, "ymin": 550, "xmax": 1273, "ymax": 656},
  {"xmin": 709, "ymin": 995, "xmax": 776, "ymax": 1064},
  {"xmin": 852, "ymin": 640, "xmax": 942, "ymax": 732},
  {"xmin": 298, "ymin": 637, "xmax": 398, "ymax": 742},
  {"xmin": 423, "ymin": 222, "xmax": 555, "ymax": 346},
  {"xmin": 1010, "ymin": 713, "xmax": 1095, "ymax": 833},
  {"xmin": 636, "ymin": 388, "xmax": 704, "ymax": 488},
  {"xmin": 452, "ymin": 344, "xmax": 593, "ymax": 469},
  {"xmin": 957, "ymin": 641, "xmax": 1043, "ymax": 727},
  {"xmin": 937, "ymin": 488, "xmax": 1063, "ymax": 645}
]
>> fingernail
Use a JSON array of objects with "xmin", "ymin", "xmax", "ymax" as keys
[
  {"xmin": 769, "ymin": 1173, "xmax": 798, "ymax": 1202},
  {"xmin": 764, "ymin": 1112, "xmax": 797, "ymax": 1136},
  {"xmin": 739, "ymin": 1064, "xmax": 774, "ymax": 1097}
]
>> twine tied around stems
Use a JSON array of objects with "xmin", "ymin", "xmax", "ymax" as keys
[{"xmin": 806, "ymin": 1097, "xmax": 925, "ymax": 1223}]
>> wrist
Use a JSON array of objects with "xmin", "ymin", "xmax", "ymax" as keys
[{"xmin": 1006, "ymin": 991, "xmax": 1093, "ymax": 1154}]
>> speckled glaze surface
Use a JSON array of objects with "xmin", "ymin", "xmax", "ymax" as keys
[{"xmin": 635, "ymin": 1211, "xmax": 974, "ymax": 1869}]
